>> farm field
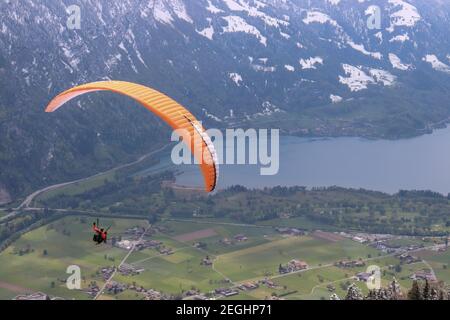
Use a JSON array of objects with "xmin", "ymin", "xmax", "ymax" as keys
[
  {"xmin": 415, "ymin": 249, "xmax": 450, "ymax": 283},
  {"xmin": 0, "ymin": 216, "xmax": 148, "ymax": 299},
  {"xmin": 213, "ymin": 237, "xmax": 380, "ymax": 282},
  {"xmin": 0, "ymin": 217, "xmax": 446, "ymax": 300}
]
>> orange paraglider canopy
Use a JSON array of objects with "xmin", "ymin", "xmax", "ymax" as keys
[{"xmin": 45, "ymin": 81, "xmax": 219, "ymax": 192}]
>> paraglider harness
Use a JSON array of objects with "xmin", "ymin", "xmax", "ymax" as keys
[{"xmin": 92, "ymin": 219, "xmax": 110, "ymax": 245}]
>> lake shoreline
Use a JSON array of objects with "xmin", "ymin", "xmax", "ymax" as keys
[{"xmin": 172, "ymin": 125, "xmax": 450, "ymax": 196}]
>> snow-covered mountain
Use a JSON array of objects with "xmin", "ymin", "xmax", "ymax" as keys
[{"xmin": 1, "ymin": 0, "xmax": 450, "ymax": 199}]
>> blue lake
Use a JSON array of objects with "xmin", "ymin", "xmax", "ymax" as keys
[{"xmin": 141, "ymin": 126, "xmax": 450, "ymax": 195}]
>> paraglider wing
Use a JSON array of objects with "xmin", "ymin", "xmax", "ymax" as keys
[{"xmin": 45, "ymin": 81, "xmax": 219, "ymax": 192}]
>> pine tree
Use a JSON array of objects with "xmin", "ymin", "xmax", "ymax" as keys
[
  {"xmin": 423, "ymin": 280, "xmax": 430, "ymax": 300},
  {"xmin": 345, "ymin": 283, "xmax": 364, "ymax": 300},
  {"xmin": 408, "ymin": 280, "xmax": 422, "ymax": 300},
  {"xmin": 366, "ymin": 289, "xmax": 378, "ymax": 300},
  {"xmin": 388, "ymin": 277, "xmax": 403, "ymax": 300},
  {"xmin": 430, "ymin": 288, "xmax": 439, "ymax": 300}
]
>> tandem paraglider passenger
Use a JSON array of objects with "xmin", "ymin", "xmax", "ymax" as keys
[{"xmin": 92, "ymin": 219, "xmax": 109, "ymax": 245}]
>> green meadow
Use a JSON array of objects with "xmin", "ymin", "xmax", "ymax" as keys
[
  {"xmin": 0, "ymin": 216, "xmax": 147, "ymax": 299},
  {"xmin": 213, "ymin": 237, "xmax": 379, "ymax": 282},
  {"xmin": 0, "ymin": 216, "xmax": 446, "ymax": 300}
]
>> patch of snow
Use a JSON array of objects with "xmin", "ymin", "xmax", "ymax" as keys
[
  {"xmin": 339, "ymin": 64, "xmax": 396, "ymax": 91},
  {"xmin": 303, "ymin": 11, "xmax": 338, "ymax": 27},
  {"xmin": 153, "ymin": 1, "xmax": 174, "ymax": 25},
  {"xmin": 388, "ymin": 53, "xmax": 412, "ymax": 70},
  {"xmin": 330, "ymin": 94, "xmax": 343, "ymax": 103},
  {"xmin": 171, "ymin": 0, "xmax": 193, "ymax": 23},
  {"xmin": 280, "ymin": 32, "xmax": 291, "ymax": 39},
  {"xmin": 206, "ymin": 0, "xmax": 223, "ymax": 14},
  {"xmin": 389, "ymin": 33, "xmax": 409, "ymax": 42},
  {"xmin": 339, "ymin": 64, "xmax": 375, "ymax": 92},
  {"xmin": 374, "ymin": 31, "xmax": 383, "ymax": 42},
  {"xmin": 118, "ymin": 42, "xmax": 138, "ymax": 73},
  {"xmin": 222, "ymin": 15, "xmax": 267, "ymax": 46},
  {"xmin": 223, "ymin": 0, "xmax": 289, "ymax": 28},
  {"xmin": 369, "ymin": 69, "xmax": 396, "ymax": 86},
  {"xmin": 197, "ymin": 26, "xmax": 215, "ymax": 40},
  {"xmin": 223, "ymin": 0, "xmax": 247, "ymax": 11},
  {"xmin": 284, "ymin": 65, "xmax": 295, "ymax": 72},
  {"xmin": 252, "ymin": 64, "xmax": 276, "ymax": 72},
  {"xmin": 229, "ymin": 72, "xmax": 243, "ymax": 86},
  {"xmin": 299, "ymin": 56, "xmax": 323, "ymax": 69},
  {"xmin": 253, "ymin": 101, "xmax": 283, "ymax": 117},
  {"xmin": 387, "ymin": 0, "xmax": 421, "ymax": 32},
  {"xmin": 423, "ymin": 54, "xmax": 450, "ymax": 74},
  {"xmin": 125, "ymin": 29, "xmax": 148, "ymax": 68},
  {"xmin": 202, "ymin": 108, "xmax": 222, "ymax": 122},
  {"xmin": 347, "ymin": 40, "xmax": 382, "ymax": 59}
]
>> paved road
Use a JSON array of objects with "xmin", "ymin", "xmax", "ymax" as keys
[{"xmin": 94, "ymin": 224, "xmax": 151, "ymax": 300}]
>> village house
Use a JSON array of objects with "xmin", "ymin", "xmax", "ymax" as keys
[
  {"xmin": 135, "ymin": 239, "xmax": 162, "ymax": 251},
  {"xmin": 238, "ymin": 282, "xmax": 259, "ymax": 291},
  {"xmin": 105, "ymin": 281, "xmax": 126, "ymax": 295},
  {"xmin": 158, "ymin": 246, "xmax": 174, "ymax": 255},
  {"xmin": 356, "ymin": 272, "xmax": 373, "ymax": 282},
  {"xmin": 410, "ymin": 270, "xmax": 437, "ymax": 282},
  {"xmin": 335, "ymin": 260, "xmax": 366, "ymax": 268},
  {"xmin": 369, "ymin": 242, "xmax": 396, "ymax": 253},
  {"xmin": 184, "ymin": 289, "xmax": 200, "ymax": 297},
  {"xmin": 201, "ymin": 256, "xmax": 213, "ymax": 266},
  {"xmin": 259, "ymin": 278, "xmax": 277, "ymax": 289},
  {"xmin": 143, "ymin": 289, "xmax": 164, "ymax": 300},
  {"xmin": 289, "ymin": 259, "xmax": 308, "ymax": 270},
  {"xmin": 352, "ymin": 236, "xmax": 367, "ymax": 243},
  {"xmin": 278, "ymin": 212, "xmax": 292, "ymax": 219},
  {"xmin": 86, "ymin": 282, "xmax": 100, "ymax": 297},
  {"xmin": 119, "ymin": 263, "xmax": 145, "ymax": 276},
  {"xmin": 234, "ymin": 234, "xmax": 248, "ymax": 242},
  {"xmin": 220, "ymin": 238, "xmax": 232, "ymax": 245},
  {"xmin": 279, "ymin": 259, "xmax": 308, "ymax": 274},
  {"xmin": 116, "ymin": 239, "xmax": 137, "ymax": 250},
  {"xmin": 99, "ymin": 266, "xmax": 115, "ymax": 281},
  {"xmin": 275, "ymin": 227, "xmax": 304, "ymax": 236},
  {"xmin": 215, "ymin": 288, "xmax": 239, "ymax": 297},
  {"xmin": 397, "ymin": 253, "xmax": 421, "ymax": 265},
  {"xmin": 193, "ymin": 241, "xmax": 207, "ymax": 249}
]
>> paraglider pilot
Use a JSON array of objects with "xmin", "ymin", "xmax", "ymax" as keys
[{"xmin": 93, "ymin": 222, "xmax": 108, "ymax": 245}]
